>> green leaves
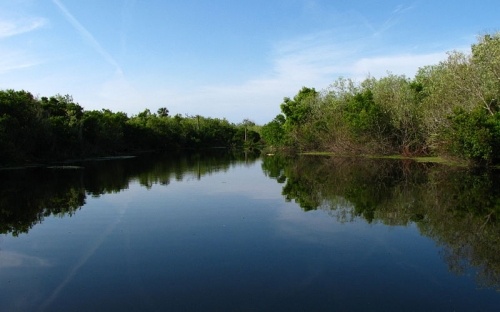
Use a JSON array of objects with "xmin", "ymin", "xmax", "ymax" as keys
[
  {"xmin": 442, "ymin": 107, "xmax": 500, "ymax": 164},
  {"xmin": 0, "ymin": 89, "xmax": 251, "ymax": 165},
  {"xmin": 261, "ymin": 115, "xmax": 285, "ymax": 146},
  {"xmin": 280, "ymin": 86, "xmax": 318, "ymax": 128},
  {"xmin": 263, "ymin": 32, "xmax": 500, "ymax": 163}
]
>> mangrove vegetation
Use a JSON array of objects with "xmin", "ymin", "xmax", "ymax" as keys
[
  {"xmin": 2, "ymin": 33, "xmax": 500, "ymax": 166},
  {"xmin": 0, "ymin": 92, "xmax": 261, "ymax": 166},
  {"xmin": 261, "ymin": 33, "xmax": 500, "ymax": 165}
]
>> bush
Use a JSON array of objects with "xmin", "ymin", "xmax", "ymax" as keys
[
  {"xmin": 442, "ymin": 107, "xmax": 500, "ymax": 164},
  {"xmin": 342, "ymin": 89, "xmax": 393, "ymax": 144}
]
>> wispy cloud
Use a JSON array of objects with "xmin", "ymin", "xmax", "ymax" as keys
[
  {"xmin": 51, "ymin": 0, "xmax": 123, "ymax": 75},
  {"xmin": 374, "ymin": 4, "xmax": 415, "ymax": 36},
  {"xmin": 155, "ymin": 26, "xmax": 449, "ymax": 123},
  {"xmin": 354, "ymin": 3, "xmax": 415, "ymax": 37},
  {"xmin": 119, "ymin": 0, "xmax": 136, "ymax": 59},
  {"xmin": 0, "ymin": 8, "xmax": 47, "ymax": 74},
  {"xmin": 393, "ymin": 4, "xmax": 415, "ymax": 14},
  {"xmin": 0, "ymin": 17, "xmax": 47, "ymax": 38},
  {"xmin": 267, "ymin": 30, "xmax": 408, "ymax": 88},
  {"xmin": 349, "ymin": 52, "xmax": 447, "ymax": 79},
  {"xmin": 0, "ymin": 48, "xmax": 43, "ymax": 73},
  {"xmin": 46, "ymin": 1, "xmax": 452, "ymax": 125}
]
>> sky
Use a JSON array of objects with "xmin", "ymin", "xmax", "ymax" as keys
[{"xmin": 0, "ymin": 0, "xmax": 499, "ymax": 124}]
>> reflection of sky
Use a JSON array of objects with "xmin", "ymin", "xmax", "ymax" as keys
[{"xmin": 122, "ymin": 160, "xmax": 285, "ymax": 201}]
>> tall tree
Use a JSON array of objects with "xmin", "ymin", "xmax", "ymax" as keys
[
  {"xmin": 240, "ymin": 118, "xmax": 255, "ymax": 142},
  {"xmin": 157, "ymin": 107, "xmax": 169, "ymax": 117}
]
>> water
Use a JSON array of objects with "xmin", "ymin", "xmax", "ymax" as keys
[{"xmin": 1, "ymin": 151, "xmax": 499, "ymax": 311}]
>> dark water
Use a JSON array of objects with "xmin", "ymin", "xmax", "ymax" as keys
[{"xmin": 1, "ymin": 151, "xmax": 500, "ymax": 311}]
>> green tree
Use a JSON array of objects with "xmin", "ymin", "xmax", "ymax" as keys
[
  {"xmin": 239, "ymin": 118, "xmax": 256, "ymax": 142},
  {"xmin": 0, "ymin": 90, "xmax": 45, "ymax": 163},
  {"xmin": 441, "ymin": 106, "xmax": 500, "ymax": 164},
  {"xmin": 280, "ymin": 87, "xmax": 318, "ymax": 128},
  {"xmin": 157, "ymin": 107, "xmax": 169, "ymax": 117},
  {"xmin": 342, "ymin": 88, "xmax": 392, "ymax": 146},
  {"xmin": 82, "ymin": 109, "xmax": 129, "ymax": 154},
  {"xmin": 41, "ymin": 95, "xmax": 85, "ymax": 157},
  {"xmin": 372, "ymin": 74, "xmax": 426, "ymax": 155},
  {"xmin": 261, "ymin": 115, "xmax": 285, "ymax": 146}
]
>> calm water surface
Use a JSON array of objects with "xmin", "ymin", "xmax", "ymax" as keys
[{"xmin": 1, "ymin": 151, "xmax": 499, "ymax": 311}]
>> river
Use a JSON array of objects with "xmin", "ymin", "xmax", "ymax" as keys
[{"xmin": 1, "ymin": 150, "xmax": 499, "ymax": 311}]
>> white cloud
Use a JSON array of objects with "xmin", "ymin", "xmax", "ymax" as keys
[
  {"xmin": 148, "ymin": 29, "xmax": 451, "ymax": 124},
  {"xmin": 0, "ymin": 48, "xmax": 43, "ymax": 73},
  {"xmin": 88, "ymin": 10, "xmax": 458, "ymax": 125},
  {"xmin": 0, "ymin": 17, "xmax": 47, "ymax": 38},
  {"xmin": 393, "ymin": 4, "xmax": 414, "ymax": 14},
  {"xmin": 0, "ymin": 2, "xmax": 459, "ymax": 126},
  {"xmin": 0, "ymin": 13, "xmax": 47, "ymax": 73},
  {"xmin": 349, "ymin": 52, "xmax": 448, "ymax": 79}
]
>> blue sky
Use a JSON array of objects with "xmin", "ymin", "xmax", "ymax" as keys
[{"xmin": 1, "ymin": 0, "xmax": 498, "ymax": 124}]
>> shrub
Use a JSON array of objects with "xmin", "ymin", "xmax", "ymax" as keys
[{"xmin": 442, "ymin": 107, "xmax": 500, "ymax": 164}]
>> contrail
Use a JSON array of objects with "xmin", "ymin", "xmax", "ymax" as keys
[{"xmin": 51, "ymin": 0, "xmax": 123, "ymax": 75}]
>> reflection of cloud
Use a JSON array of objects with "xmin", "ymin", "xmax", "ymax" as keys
[
  {"xmin": 0, "ymin": 17, "xmax": 47, "ymax": 38},
  {"xmin": 0, "ymin": 251, "xmax": 50, "ymax": 268}
]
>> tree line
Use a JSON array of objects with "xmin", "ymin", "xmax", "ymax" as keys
[
  {"xmin": 261, "ymin": 32, "xmax": 500, "ymax": 165},
  {"xmin": 0, "ymin": 91, "xmax": 261, "ymax": 165}
]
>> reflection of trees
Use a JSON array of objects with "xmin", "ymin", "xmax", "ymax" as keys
[
  {"xmin": 262, "ymin": 155, "xmax": 500, "ymax": 290},
  {"xmin": 417, "ymin": 169, "xmax": 500, "ymax": 290},
  {"xmin": 131, "ymin": 149, "xmax": 260, "ymax": 188},
  {"xmin": 261, "ymin": 154, "xmax": 288, "ymax": 183},
  {"xmin": 0, "ymin": 149, "xmax": 259, "ymax": 236},
  {"xmin": 0, "ymin": 169, "xmax": 86, "ymax": 236},
  {"xmin": 83, "ymin": 149, "xmax": 260, "ymax": 194}
]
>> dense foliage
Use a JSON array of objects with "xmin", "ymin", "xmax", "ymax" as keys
[
  {"xmin": 0, "ymin": 92, "xmax": 261, "ymax": 165},
  {"xmin": 261, "ymin": 33, "xmax": 500, "ymax": 165}
]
